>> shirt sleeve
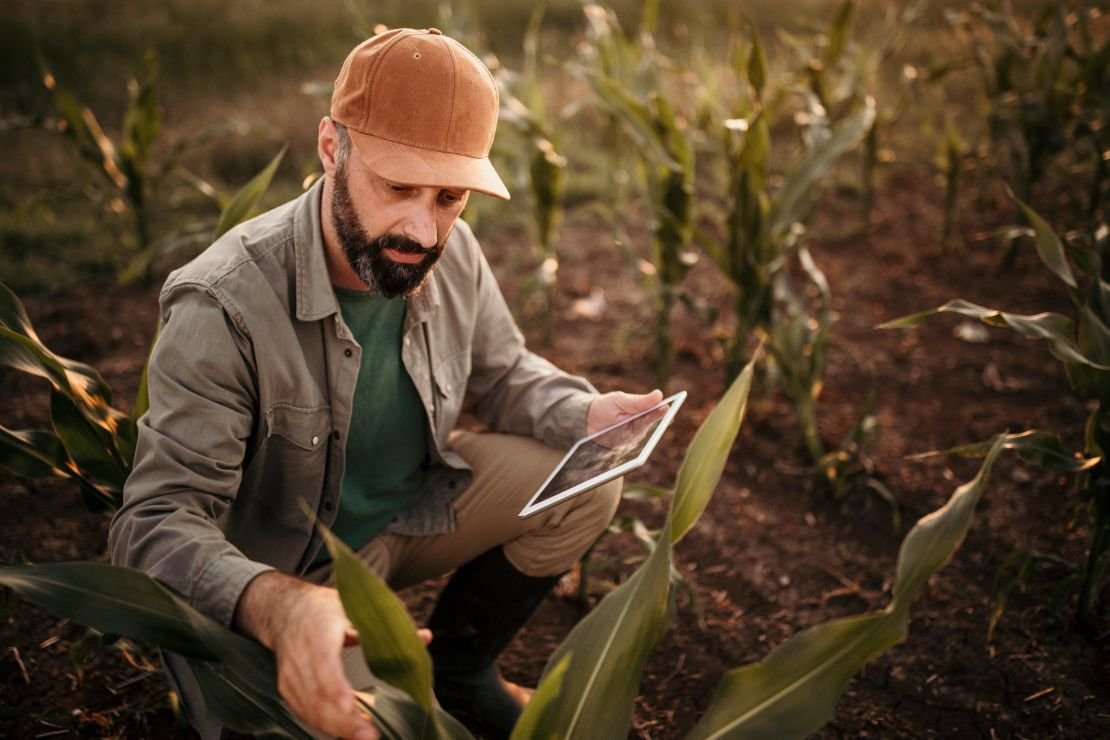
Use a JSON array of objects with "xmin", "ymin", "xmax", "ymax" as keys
[
  {"xmin": 108, "ymin": 286, "xmax": 273, "ymax": 627},
  {"xmin": 460, "ymin": 226, "xmax": 598, "ymax": 449}
]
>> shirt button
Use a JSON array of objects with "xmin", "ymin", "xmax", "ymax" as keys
[
  {"xmin": 311, "ymin": 435, "xmax": 320, "ymax": 446},
  {"xmin": 404, "ymin": 337, "xmax": 411, "ymax": 347},
  {"xmin": 332, "ymin": 431, "xmax": 340, "ymax": 440},
  {"xmin": 445, "ymin": 383, "xmax": 453, "ymax": 392},
  {"xmin": 323, "ymin": 500, "xmax": 333, "ymax": 512},
  {"xmin": 344, "ymin": 349, "xmax": 353, "ymax": 358}
]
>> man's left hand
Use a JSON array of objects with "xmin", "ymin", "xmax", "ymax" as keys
[{"xmin": 586, "ymin": 389, "xmax": 665, "ymax": 435}]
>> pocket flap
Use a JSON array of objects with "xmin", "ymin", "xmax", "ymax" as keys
[{"xmin": 264, "ymin": 403, "xmax": 331, "ymax": 450}]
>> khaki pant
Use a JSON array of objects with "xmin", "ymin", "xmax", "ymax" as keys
[
  {"xmin": 344, "ymin": 430, "xmax": 622, "ymax": 584},
  {"xmin": 310, "ymin": 430, "xmax": 622, "ymax": 698}
]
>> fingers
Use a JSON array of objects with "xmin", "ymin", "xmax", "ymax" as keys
[{"xmin": 417, "ymin": 627, "xmax": 432, "ymax": 646}]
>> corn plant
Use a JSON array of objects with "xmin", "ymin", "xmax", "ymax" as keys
[
  {"xmin": 0, "ymin": 281, "xmax": 142, "ymax": 511},
  {"xmin": 693, "ymin": 20, "xmax": 876, "ymax": 485},
  {"xmin": 571, "ymin": 2, "xmax": 695, "ymax": 387},
  {"xmin": 776, "ymin": 1, "xmax": 922, "ymax": 224},
  {"xmin": 0, "ymin": 161, "xmax": 285, "ymax": 512},
  {"xmin": 495, "ymin": 7, "xmax": 568, "ymax": 346},
  {"xmin": 882, "ymin": 197, "xmax": 1110, "ymax": 631},
  {"xmin": 40, "ymin": 51, "xmax": 286, "ymax": 285},
  {"xmin": 2, "ymin": 359, "xmax": 1014, "ymax": 738},
  {"xmin": 946, "ymin": 1, "xmax": 1108, "ymax": 246},
  {"xmin": 40, "ymin": 51, "xmax": 161, "ymax": 280}
]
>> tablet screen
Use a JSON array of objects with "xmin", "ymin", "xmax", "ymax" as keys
[{"xmin": 519, "ymin": 391, "xmax": 686, "ymax": 518}]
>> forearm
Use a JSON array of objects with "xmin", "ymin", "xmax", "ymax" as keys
[{"xmin": 233, "ymin": 570, "xmax": 316, "ymax": 648}]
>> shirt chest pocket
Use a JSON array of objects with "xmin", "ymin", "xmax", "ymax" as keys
[
  {"xmin": 258, "ymin": 403, "xmax": 332, "ymax": 523},
  {"xmin": 431, "ymin": 351, "xmax": 469, "ymax": 435}
]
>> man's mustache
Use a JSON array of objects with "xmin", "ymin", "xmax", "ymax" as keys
[{"xmin": 375, "ymin": 233, "xmax": 441, "ymax": 257}]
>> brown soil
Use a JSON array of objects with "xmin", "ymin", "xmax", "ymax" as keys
[{"xmin": 2, "ymin": 168, "xmax": 1108, "ymax": 738}]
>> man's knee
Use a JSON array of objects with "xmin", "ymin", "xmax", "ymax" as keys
[{"xmin": 576, "ymin": 477, "xmax": 622, "ymax": 538}]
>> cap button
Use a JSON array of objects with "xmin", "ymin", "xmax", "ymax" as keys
[{"xmin": 427, "ymin": 27, "xmax": 443, "ymax": 35}]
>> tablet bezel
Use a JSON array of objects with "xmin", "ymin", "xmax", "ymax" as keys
[{"xmin": 518, "ymin": 390, "xmax": 687, "ymax": 519}]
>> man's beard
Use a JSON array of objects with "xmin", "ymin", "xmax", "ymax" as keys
[{"xmin": 331, "ymin": 159, "xmax": 443, "ymax": 299}]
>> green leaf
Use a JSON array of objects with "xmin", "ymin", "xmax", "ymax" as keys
[
  {"xmin": 769, "ymin": 98, "xmax": 876, "ymax": 239},
  {"xmin": 357, "ymin": 682, "xmax": 474, "ymax": 740},
  {"xmin": 0, "ymin": 561, "xmax": 309, "ymax": 738},
  {"xmin": 213, "ymin": 147, "xmax": 286, "ymax": 240},
  {"xmin": 0, "ymin": 425, "xmax": 70, "ymax": 480},
  {"xmin": 1011, "ymin": 194, "xmax": 1077, "ymax": 290},
  {"xmin": 671, "ymin": 356, "xmax": 755, "ymax": 544},
  {"xmin": 516, "ymin": 522, "xmax": 673, "ymax": 740},
  {"xmin": 686, "ymin": 436, "xmax": 1005, "ymax": 739},
  {"xmin": 879, "ymin": 299, "xmax": 1110, "ymax": 370},
  {"xmin": 322, "ymin": 528, "xmax": 436, "ymax": 717},
  {"xmin": 519, "ymin": 360, "xmax": 757, "ymax": 739},
  {"xmin": 825, "ymin": 0, "xmax": 856, "ymax": 67},
  {"xmin": 907, "ymin": 429, "xmax": 1100, "ymax": 473},
  {"xmin": 506, "ymin": 653, "xmax": 570, "ymax": 740}
]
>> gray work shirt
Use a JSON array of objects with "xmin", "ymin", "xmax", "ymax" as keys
[{"xmin": 108, "ymin": 178, "xmax": 596, "ymax": 627}]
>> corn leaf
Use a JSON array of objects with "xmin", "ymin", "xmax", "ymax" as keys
[
  {"xmin": 356, "ymin": 683, "xmax": 474, "ymax": 740},
  {"xmin": 321, "ymin": 529, "xmax": 438, "ymax": 724},
  {"xmin": 686, "ymin": 436, "xmax": 1005, "ymax": 740},
  {"xmin": 0, "ymin": 425, "xmax": 70, "ymax": 480},
  {"xmin": 906, "ymin": 429, "xmax": 1100, "ymax": 473},
  {"xmin": 671, "ymin": 357, "xmax": 755, "ymax": 543},
  {"xmin": 878, "ymin": 299, "xmax": 1110, "ymax": 370},
  {"xmin": 506, "ymin": 653, "xmax": 571, "ymax": 740},
  {"xmin": 515, "ymin": 522, "xmax": 673, "ymax": 740},
  {"xmin": 517, "ymin": 357, "xmax": 757, "ymax": 739},
  {"xmin": 0, "ymin": 561, "xmax": 309, "ymax": 738},
  {"xmin": 0, "ymin": 282, "xmax": 117, "ymax": 410},
  {"xmin": 769, "ymin": 98, "xmax": 876, "ymax": 239},
  {"xmin": 213, "ymin": 147, "xmax": 286, "ymax": 240},
  {"xmin": 1011, "ymin": 194, "xmax": 1077, "ymax": 289}
]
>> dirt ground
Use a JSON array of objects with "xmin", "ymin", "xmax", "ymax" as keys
[{"xmin": 1, "ymin": 166, "xmax": 1108, "ymax": 739}]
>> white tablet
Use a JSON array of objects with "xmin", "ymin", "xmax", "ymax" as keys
[{"xmin": 518, "ymin": 391, "xmax": 687, "ymax": 519}]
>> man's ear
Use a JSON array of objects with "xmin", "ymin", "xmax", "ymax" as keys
[{"xmin": 318, "ymin": 117, "xmax": 339, "ymax": 176}]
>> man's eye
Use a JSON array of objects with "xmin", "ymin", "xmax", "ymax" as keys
[
  {"xmin": 440, "ymin": 192, "xmax": 464, "ymax": 206},
  {"xmin": 387, "ymin": 183, "xmax": 411, "ymax": 194}
]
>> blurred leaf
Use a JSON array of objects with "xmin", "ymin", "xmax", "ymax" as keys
[
  {"xmin": 0, "ymin": 425, "xmax": 69, "ymax": 480},
  {"xmin": 1011, "ymin": 193, "xmax": 1077, "ymax": 290},
  {"xmin": 880, "ymin": 299, "xmax": 1109, "ymax": 369},
  {"xmin": 213, "ymin": 147, "xmax": 286, "ymax": 240},
  {"xmin": 769, "ymin": 98, "xmax": 876, "ymax": 238},
  {"xmin": 907, "ymin": 429, "xmax": 1100, "ymax": 473},
  {"xmin": 825, "ymin": 0, "xmax": 856, "ymax": 68},
  {"xmin": 686, "ymin": 437, "xmax": 1005, "ymax": 739}
]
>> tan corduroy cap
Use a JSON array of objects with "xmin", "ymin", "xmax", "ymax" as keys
[{"xmin": 331, "ymin": 28, "xmax": 510, "ymax": 200}]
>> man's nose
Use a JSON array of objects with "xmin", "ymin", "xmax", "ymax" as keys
[{"xmin": 402, "ymin": 201, "xmax": 439, "ymax": 249}]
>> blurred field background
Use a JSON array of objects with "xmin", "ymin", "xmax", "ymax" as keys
[
  {"xmin": 0, "ymin": 0, "xmax": 993, "ymax": 294},
  {"xmin": 2, "ymin": 1, "xmax": 1108, "ymax": 738}
]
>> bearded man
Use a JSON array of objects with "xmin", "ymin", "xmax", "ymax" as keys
[{"xmin": 109, "ymin": 27, "xmax": 660, "ymax": 740}]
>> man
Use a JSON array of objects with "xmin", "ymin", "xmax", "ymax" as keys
[{"xmin": 109, "ymin": 27, "xmax": 661, "ymax": 740}]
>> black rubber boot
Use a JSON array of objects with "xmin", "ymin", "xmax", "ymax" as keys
[{"xmin": 426, "ymin": 546, "xmax": 561, "ymax": 737}]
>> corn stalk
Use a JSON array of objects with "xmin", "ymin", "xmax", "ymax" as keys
[{"xmin": 496, "ymin": 6, "xmax": 568, "ymax": 346}]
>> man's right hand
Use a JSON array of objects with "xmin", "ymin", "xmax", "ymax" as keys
[{"xmin": 234, "ymin": 571, "xmax": 379, "ymax": 740}]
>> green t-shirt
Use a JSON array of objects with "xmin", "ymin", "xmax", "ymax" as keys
[{"xmin": 324, "ymin": 288, "xmax": 428, "ymax": 559}]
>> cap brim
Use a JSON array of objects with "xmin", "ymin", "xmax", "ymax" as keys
[{"xmin": 348, "ymin": 130, "xmax": 510, "ymax": 201}]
